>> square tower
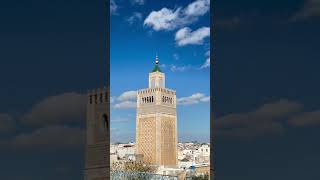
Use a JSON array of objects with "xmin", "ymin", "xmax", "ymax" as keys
[
  {"xmin": 84, "ymin": 88, "xmax": 109, "ymax": 180},
  {"xmin": 136, "ymin": 56, "xmax": 178, "ymax": 167}
]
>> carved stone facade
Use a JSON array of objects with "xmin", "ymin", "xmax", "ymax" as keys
[
  {"xmin": 84, "ymin": 88, "xmax": 109, "ymax": 180},
  {"xmin": 136, "ymin": 61, "xmax": 177, "ymax": 167}
]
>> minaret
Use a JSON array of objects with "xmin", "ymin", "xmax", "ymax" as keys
[
  {"xmin": 84, "ymin": 88, "xmax": 109, "ymax": 180},
  {"xmin": 136, "ymin": 54, "xmax": 178, "ymax": 167}
]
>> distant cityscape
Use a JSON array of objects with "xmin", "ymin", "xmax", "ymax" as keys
[{"xmin": 110, "ymin": 142, "xmax": 210, "ymax": 178}]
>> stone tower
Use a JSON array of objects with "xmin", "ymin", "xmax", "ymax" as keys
[
  {"xmin": 136, "ymin": 55, "xmax": 178, "ymax": 167},
  {"xmin": 84, "ymin": 88, "xmax": 109, "ymax": 180}
]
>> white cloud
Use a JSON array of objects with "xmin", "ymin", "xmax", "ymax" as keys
[
  {"xmin": 200, "ymin": 96, "xmax": 210, "ymax": 102},
  {"xmin": 20, "ymin": 92, "xmax": 86, "ymax": 127},
  {"xmin": 175, "ymin": 27, "xmax": 210, "ymax": 46},
  {"xmin": 144, "ymin": 8, "xmax": 183, "ymax": 31},
  {"xmin": 144, "ymin": 0, "xmax": 210, "ymax": 31},
  {"xmin": 110, "ymin": 96, "xmax": 115, "ymax": 103},
  {"xmin": 184, "ymin": 0, "xmax": 210, "ymax": 16},
  {"xmin": 200, "ymin": 50, "xmax": 210, "ymax": 69},
  {"xmin": 126, "ymin": 12, "xmax": 143, "ymax": 25},
  {"xmin": 114, "ymin": 101, "xmax": 137, "ymax": 109},
  {"xmin": 170, "ymin": 65, "xmax": 191, "ymax": 72},
  {"xmin": 131, "ymin": 0, "xmax": 145, "ymax": 5},
  {"xmin": 110, "ymin": 0, "xmax": 118, "ymax": 15},
  {"xmin": 117, "ymin": 90, "xmax": 137, "ymax": 101},
  {"xmin": 177, "ymin": 93, "xmax": 210, "ymax": 105},
  {"xmin": 112, "ymin": 90, "xmax": 137, "ymax": 109}
]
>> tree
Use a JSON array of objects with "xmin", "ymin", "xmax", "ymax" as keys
[
  {"xmin": 111, "ymin": 161, "xmax": 157, "ymax": 173},
  {"xmin": 124, "ymin": 162, "xmax": 157, "ymax": 173}
]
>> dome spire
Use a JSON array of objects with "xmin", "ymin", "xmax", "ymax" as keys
[
  {"xmin": 152, "ymin": 53, "xmax": 161, "ymax": 72},
  {"xmin": 155, "ymin": 53, "xmax": 159, "ymax": 64}
]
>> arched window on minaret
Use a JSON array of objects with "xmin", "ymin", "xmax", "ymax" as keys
[
  {"xmin": 103, "ymin": 113, "xmax": 109, "ymax": 129},
  {"xmin": 152, "ymin": 96, "xmax": 154, "ymax": 102}
]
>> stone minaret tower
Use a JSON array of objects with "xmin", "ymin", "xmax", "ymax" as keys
[
  {"xmin": 136, "ymin": 55, "xmax": 178, "ymax": 167},
  {"xmin": 84, "ymin": 88, "xmax": 109, "ymax": 180}
]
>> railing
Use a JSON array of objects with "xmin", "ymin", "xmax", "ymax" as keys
[{"xmin": 111, "ymin": 171, "xmax": 178, "ymax": 180}]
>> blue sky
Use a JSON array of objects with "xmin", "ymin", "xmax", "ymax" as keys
[{"xmin": 110, "ymin": 0, "xmax": 210, "ymax": 143}]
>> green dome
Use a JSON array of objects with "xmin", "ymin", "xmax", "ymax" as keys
[{"xmin": 152, "ymin": 64, "xmax": 161, "ymax": 72}]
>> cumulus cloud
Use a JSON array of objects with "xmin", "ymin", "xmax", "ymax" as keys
[
  {"xmin": 291, "ymin": 0, "xmax": 320, "ymax": 21},
  {"xmin": 144, "ymin": 0, "xmax": 210, "ymax": 31},
  {"xmin": 175, "ymin": 27, "xmax": 210, "ymax": 46},
  {"xmin": 113, "ymin": 101, "xmax": 137, "ymax": 109},
  {"xmin": 117, "ymin": 90, "xmax": 137, "ymax": 101},
  {"xmin": 216, "ymin": 99, "xmax": 303, "ymax": 139},
  {"xmin": 144, "ymin": 8, "xmax": 183, "ymax": 31},
  {"xmin": 177, "ymin": 93, "xmax": 210, "ymax": 105},
  {"xmin": 20, "ymin": 93, "xmax": 86, "ymax": 127},
  {"xmin": 184, "ymin": 0, "xmax": 210, "ymax": 16},
  {"xmin": 110, "ymin": 0, "xmax": 118, "ymax": 15},
  {"xmin": 126, "ymin": 12, "xmax": 143, "ymax": 25},
  {"xmin": 200, "ymin": 50, "xmax": 210, "ymax": 69},
  {"xmin": 112, "ymin": 90, "xmax": 137, "ymax": 109},
  {"xmin": 13, "ymin": 126, "xmax": 85, "ymax": 149},
  {"xmin": 0, "ymin": 113, "xmax": 15, "ymax": 134}
]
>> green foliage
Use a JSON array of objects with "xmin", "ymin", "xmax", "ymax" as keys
[
  {"xmin": 190, "ymin": 174, "xmax": 209, "ymax": 180},
  {"xmin": 124, "ymin": 162, "xmax": 157, "ymax": 173},
  {"xmin": 111, "ymin": 162, "xmax": 156, "ymax": 173}
]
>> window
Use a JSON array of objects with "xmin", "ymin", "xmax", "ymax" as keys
[{"xmin": 103, "ymin": 113, "xmax": 109, "ymax": 129}]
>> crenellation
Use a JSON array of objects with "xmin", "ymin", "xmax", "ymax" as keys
[{"xmin": 87, "ymin": 88, "xmax": 109, "ymax": 105}]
